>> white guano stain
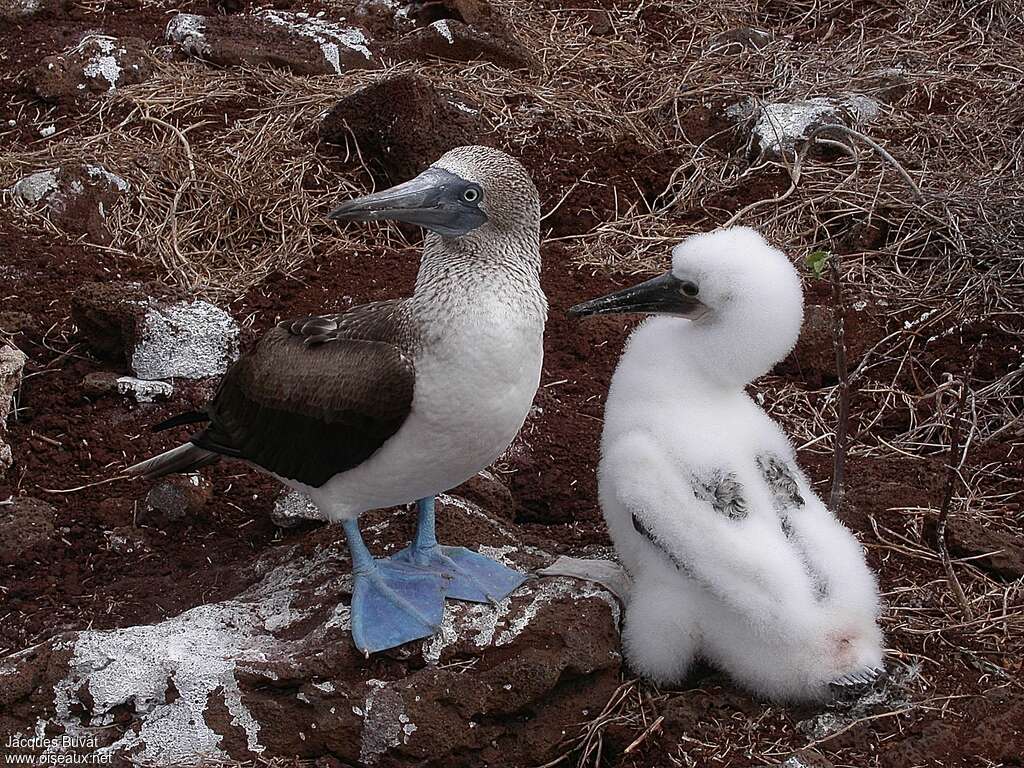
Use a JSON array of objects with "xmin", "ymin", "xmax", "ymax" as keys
[
  {"xmin": 115, "ymin": 376, "xmax": 173, "ymax": 403},
  {"xmin": 259, "ymin": 10, "xmax": 373, "ymax": 71},
  {"xmin": 423, "ymin": 576, "xmax": 621, "ymax": 663},
  {"xmin": 358, "ymin": 680, "xmax": 415, "ymax": 765},
  {"xmin": 38, "ymin": 552, "xmax": 338, "ymax": 765},
  {"xmin": 165, "ymin": 13, "xmax": 212, "ymax": 56},
  {"xmin": 77, "ymin": 36, "xmax": 124, "ymax": 91},
  {"xmin": 86, "ymin": 164, "xmax": 129, "ymax": 191},
  {"xmin": 430, "ymin": 19, "xmax": 455, "ymax": 44}
]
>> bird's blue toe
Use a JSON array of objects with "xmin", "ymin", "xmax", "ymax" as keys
[
  {"xmin": 390, "ymin": 545, "xmax": 528, "ymax": 604},
  {"xmin": 349, "ymin": 560, "xmax": 448, "ymax": 655}
]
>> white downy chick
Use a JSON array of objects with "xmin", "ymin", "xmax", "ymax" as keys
[{"xmin": 570, "ymin": 227, "xmax": 884, "ymax": 703}]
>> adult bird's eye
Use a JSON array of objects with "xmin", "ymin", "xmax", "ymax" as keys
[
  {"xmin": 681, "ymin": 281, "xmax": 699, "ymax": 297},
  {"xmin": 462, "ymin": 187, "xmax": 481, "ymax": 203}
]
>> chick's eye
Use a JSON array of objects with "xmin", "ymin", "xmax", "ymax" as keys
[
  {"xmin": 681, "ymin": 281, "xmax": 699, "ymax": 297},
  {"xmin": 462, "ymin": 186, "xmax": 481, "ymax": 203}
]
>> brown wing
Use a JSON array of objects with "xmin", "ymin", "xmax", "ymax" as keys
[{"xmin": 194, "ymin": 302, "xmax": 416, "ymax": 487}]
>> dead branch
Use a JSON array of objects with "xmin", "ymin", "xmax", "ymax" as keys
[
  {"xmin": 828, "ymin": 254, "xmax": 851, "ymax": 513},
  {"xmin": 935, "ymin": 343, "xmax": 982, "ymax": 621}
]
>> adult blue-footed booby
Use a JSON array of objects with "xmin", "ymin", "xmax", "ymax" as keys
[
  {"xmin": 570, "ymin": 227, "xmax": 883, "ymax": 703},
  {"xmin": 127, "ymin": 146, "xmax": 546, "ymax": 654}
]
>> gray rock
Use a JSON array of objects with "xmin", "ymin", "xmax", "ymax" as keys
[
  {"xmin": 115, "ymin": 376, "xmax": 173, "ymax": 403},
  {"xmin": 777, "ymin": 748, "xmax": 835, "ymax": 768},
  {"xmin": 0, "ymin": 344, "xmax": 27, "ymax": 476},
  {"xmin": 270, "ymin": 488, "xmax": 325, "ymax": 528},
  {"xmin": 10, "ymin": 169, "xmax": 59, "ymax": 206},
  {"xmin": 130, "ymin": 300, "xmax": 240, "ymax": 380},
  {"xmin": 728, "ymin": 93, "xmax": 881, "ymax": 159},
  {"xmin": 0, "ymin": 496, "xmax": 621, "ymax": 766}
]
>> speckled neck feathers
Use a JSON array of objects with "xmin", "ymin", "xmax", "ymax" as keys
[{"xmin": 411, "ymin": 229, "xmax": 546, "ymax": 329}]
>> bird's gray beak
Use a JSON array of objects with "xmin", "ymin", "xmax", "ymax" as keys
[
  {"xmin": 569, "ymin": 272, "xmax": 709, "ymax": 319},
  {"xmin": 328, "ymin": 167, "xmax": 487, "ymax": 237}
]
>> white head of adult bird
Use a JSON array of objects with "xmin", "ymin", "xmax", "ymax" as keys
[
  {"xmin": 569, "ymin": 227, "xmax": 884, "ymax": 703},
  {"xmin": 127, "ymin": 146, "xmax": 547, "ymax": 655}
]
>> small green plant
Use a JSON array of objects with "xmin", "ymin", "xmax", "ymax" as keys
[{"xmin": 805, "ymin": 249, "xmax": 833, "ymax": 279}]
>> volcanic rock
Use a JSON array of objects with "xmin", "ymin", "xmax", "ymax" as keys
[
  {"xmin": 130, "ymin": 300, "xmax": 240, "ymax": 380},
  {"xmin": 711, "ymin": 27, "xmax": 772, "ymax": 53},
  {"xmin": 80, "ymin": 371, "xmax": 119, "ymax": 398},
  {"xmin": 319, "ymin": 73, "xmax": 487, "ymax": 186},
  {"xmin": 455, "ymin": 468, "xmax": 516, "ymax": 521},
  {"xmin": 947, "ymin": 516, "xmax": 1024, "ymax": 580},
  {"xmin": 165, "ymin": 10, "xmax": 378, "ymax": 75},
  {"xmin": 727, "ymin": 93, "xmax": 881, "ymax": 160},
  {"xmin": 143, "ymin": 475, "xmax": 212, "ymax": 524},
  {"xmin": 398, "ymin": 18, "xmax": 533, "ymax": 70},
  {"xmin": 0, "ymin": 496, "xmax": 56, "ymax": 563},
  {"xmin": 270, "ymin": 488, "xmax": 325, "ymax": 528},
  {"xmin": 71, "ymin": 283, "xmax": 239, "ymax": 379},
  {"xmin": 104, "ymin": 525, "xmax": 149, "ymax": 555},
  {"xmin": 778, "ymin": 299, "xmax": 888, "ymax": 388},
  {"xmin": 0, "ymin": 495, "xmax": 620, "ymax": 766},
  {"xmin": 116, "ymin": 376, "xmax": 173, "ymax": 403},
  {"xmin": 0, "ymin": 0, "xmax": 67, "ymax": 20},
  {"xmin": 79, "ymin": 370, "xmax": 117, "ymax": 397},
  {"xmin": 0, "ymin": 311, "xmax": 37, "ymax": 338},
  {"xmin": 9, "ymin": 164, "xmax": 129, "ymax": 244},
  {"xmin": 71, "ymin": 281, "xmax": 152, "ymax": 361},
  {"xmin": 30, "ymin": 35, "xmax": 152, "ymax": 102},
  {"xmin": 0, "ymin": 343, "xmax": 27, "ymax": 476},
  {"xmin": 406, "ymin": 0, "xmax": 497, "ymax": 27},
  {"xmin": 777, "ymin": 748, "xmax": 836, "ymax": 768}
]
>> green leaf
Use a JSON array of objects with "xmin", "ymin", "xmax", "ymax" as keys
[{"xmin": 806, "ymin": 250, "xmax": 832, "ymax": 279}]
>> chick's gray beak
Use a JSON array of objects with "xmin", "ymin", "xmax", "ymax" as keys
[
  {"xmin": 328, "ymin": 167, "xmax": 487, "ymax": 237},
  {"xmin": 569, "ymin": 272, "xmax": 708, "ymax": 319}
]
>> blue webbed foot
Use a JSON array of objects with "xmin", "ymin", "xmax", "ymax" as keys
[
  {"xmin": 350, "ymin": 560, "xmax": 448, "ymax": 654},
  {"xmin": 341, "ymin": 516, "xmax": 447, "ymax": 655},
  {"xmin": 390, "ymin": 495, "xmax": 528, "ymax": 605},
  {"xmin": 391, "ymin": 544, "xmax": 527, "ymax": 604}
]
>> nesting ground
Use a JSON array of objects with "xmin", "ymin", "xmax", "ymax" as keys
[{"xmin": 1, "ymin": 0, "xmax": 1023, "ymax": 765}]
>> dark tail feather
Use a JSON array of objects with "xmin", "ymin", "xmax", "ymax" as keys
[
  {"xmin": 125, "ymin": 442, "xmax": 220, "ymax": 480},
  {"xmin": 152, "ymin": 410, "xmax": 210, "ymax": 433}
]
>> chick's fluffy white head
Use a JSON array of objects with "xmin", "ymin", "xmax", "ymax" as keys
[{"xmin": 672, "ymin": 227, "xmax": 804, "ymax": 387}]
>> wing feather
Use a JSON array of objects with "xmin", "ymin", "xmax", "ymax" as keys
[{"xmin": 195, "ymin": 302, "xmax": 416, "ymax": 487}]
